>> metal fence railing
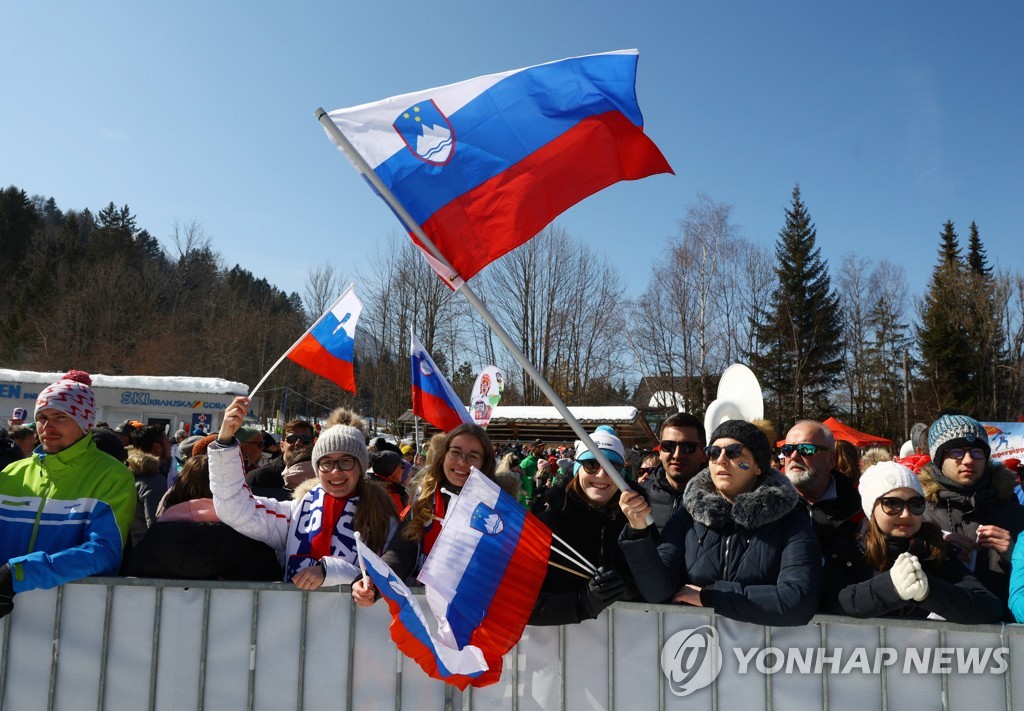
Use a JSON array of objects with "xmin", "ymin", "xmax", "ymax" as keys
[{"xmin": 1, "ymin": 577, "xmax": 1022, "ymax": 711}]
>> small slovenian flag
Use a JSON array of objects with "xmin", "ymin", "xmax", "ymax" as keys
[
  {"xmin": 322, "ymin": 49, "xmax": 672, "ymax": 284},
  {"xmin": 418, "ymin": 470, "xmax": 552, "ymax": 687},
  {"xmin": 287, "ymin": 285, "xmax": 362, "ymax": 393},
  {"xmin": 354, "ymin": 536, "xmax": 489, "ymax": 689},
  {"xmin": 410, "ymin": 332, "xmax": 473, "ymax": 431}
]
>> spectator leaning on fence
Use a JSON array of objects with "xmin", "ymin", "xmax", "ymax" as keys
[
  {"xmin": 618, "ymin": 419, "xmax": 822, "ymax": 627},
  {"xmin": 823, "ymin": 461, "xmax": 1002, "ymax": 624},
  {"xmin": 208, "ymin": 396, "xmax": 396, "ymax": 590},
  {"xmin": 352, "ymin": 423, "xmax": 498, "ymax": 605},
  {"xmin": 0, "ymin": 371, "xmax": 136, "ymax": 620},
  {"xmin": 528, "ymin": 426, "xmax": 636, "ymax": 626}
]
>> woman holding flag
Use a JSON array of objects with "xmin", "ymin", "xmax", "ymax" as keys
[
  {"xmin": 528, "ymin": 426, "xmax": 637, "ymax": 626},
  {"xmin": 209, "ymin": 396, "xmax": 396, "ymax": 589},
  {"xmin": 352, "ymin": 423, "xmax": 497, "ymax": 603}
]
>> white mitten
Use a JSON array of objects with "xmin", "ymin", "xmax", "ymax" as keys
[
  {"xmin": 906, "ymin": 555, "xmax": 929, "ymax": 602},
  {"xmin": 889, "ymin": 553, "xmax": 918, "ymax": 601}
]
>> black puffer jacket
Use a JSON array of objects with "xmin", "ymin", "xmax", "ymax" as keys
[
  {"xmin": 823, "ymin": 535, "xmax": 1003, "ymax": 623},
  {"xmin": 638, "ymin": 466, "xmax": 685, "ymax": 532},
  {"xmin": 528, "ymin": 484, "xmax": 635, "ymax": 625},
  {"xmin": 918, "ymin": 462, "xmax": 1024, "ymax": 609},
  {"xmin": 620, "ymin": 468, "xmax": 822, "ymax": 626}
]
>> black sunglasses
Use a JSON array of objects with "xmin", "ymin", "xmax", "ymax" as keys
[
  {"xmin": 285, "ymin": 434, "xmax": 314, "ymax": 445},
  {"xmin": 780, "ymin": 443, "xmax": 831, "ymax": 458},
  {"xmin": 579, "ymin": 459, "xmax": 620, "ymax": 474},
  {"xmin": 704, "ymin": 443, "xmax": 746, "ymax": 460},
  {"xmin": 639, "ymin": 466, "xmax": 657, "ymax": 475},
  {"xmin": 660, "ymin": 440, "xmax": 699, "ymax": 455},
  {"xmin": 945, "ymin": 447, "xmax": 986, "ymax": 461},
  {"xmin": 877, "ymin": 496, "xmax": 926, "ymax": 516}
]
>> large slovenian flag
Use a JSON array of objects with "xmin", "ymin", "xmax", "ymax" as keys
[
  {"xmin": 286, "ymin": 285, "xmax": 362, "ymax": 392},
  {"xmin": 322, "ymin": 49, "xmax": 672, "ymax": 282},
  {"xmin": 418, "ymin": 470, "xmax": 553, "ymax": 687},
  {"xmin": 411, "ymin": 332, "xmax": 473, "ymax": 431},
  {"xmin": 354, "ymin": 536, "xmax": 489, "ymax": 689}
]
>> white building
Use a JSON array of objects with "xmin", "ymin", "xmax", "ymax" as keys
[{"xmin": 0, "ymin": 368, "xmax": 257, "ymax": 433}]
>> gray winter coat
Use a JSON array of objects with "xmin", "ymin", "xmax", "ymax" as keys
[{"xmin": 620, "ymin": 468, "xmax": 822, "ymax": 626}]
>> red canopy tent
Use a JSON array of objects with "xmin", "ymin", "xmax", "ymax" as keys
[{"xmin": 823, "ymin": 417, "xmax": 892, "ymax": 448}]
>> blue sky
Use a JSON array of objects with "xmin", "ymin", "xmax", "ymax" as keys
[{"xmin": 2, "ymin": 2, "xmax": 1021, "ymax": 304}]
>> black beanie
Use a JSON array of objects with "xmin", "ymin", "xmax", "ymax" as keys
[
  {"xmin": 709, "ymin": 419, "xmax": 771, "ymax": 475},
  {"xmin": 370, "ymin": 450, "xmax": 403, "ymax": 479}
]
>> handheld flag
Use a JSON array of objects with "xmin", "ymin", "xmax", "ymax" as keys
[
  {"xmin": 418, "ymin": 470, "xmax": 552, "ymax": 687},
  {"xmin": 286, "ymin": 285, "xmax": 362, "ymax": 393},
  {"xmin": 354, "ymin": 536, "xmax": 489, "ymax": 689},
  {"xmin": 321, "ymin": 49, "xmax": 672, "ymax": 282},
  {"xmin": 247, "ymin": 285, "xmax": 363, "ymax": 398},
  {"xmin": 411, "ymin": 333, "xmax": 473, "ymax": 431}
]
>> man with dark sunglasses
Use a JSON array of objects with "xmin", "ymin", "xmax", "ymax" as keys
[
  {"xmin": 246, "ymin": 418, "xmax": 317, "ymax": 499},
  {"xmin": 638, "ymin": 412, "xmax": 707, "ymax": 530},
  {"xmin": 783, "ymin": 420, "xmax": 864, "ymax": 595}
]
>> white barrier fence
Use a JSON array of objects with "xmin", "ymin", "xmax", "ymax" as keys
[{"xmin": 1, "ymin": 576, "xmax": 1023, "ymax": 711}]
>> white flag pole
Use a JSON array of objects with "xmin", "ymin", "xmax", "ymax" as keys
[
  {"xmin": 315, "ymin": 110, "xmax": 649, "ymax": 523},
  {"xmin": 248, "ymin": 283, "xmax": 356, "ymax": 399}
]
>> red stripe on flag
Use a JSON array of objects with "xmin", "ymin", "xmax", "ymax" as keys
[
  {"xmin": 383, "ymin": 598, "xmax": 479, "ymax": 691},
  {"xmin": 417, "ymin": 110, "xmax": 672, "ymax": 281},
  {"xmin": 288, "ymin": 336, "xmax": 356, "ymax": 392},
  {"xmin": 465, "ymin": 512, "xmax": 553, "ymax": 687},
  {"xmin": 411, "ymin": 386, "xmax": 469, "ymax": 432}
]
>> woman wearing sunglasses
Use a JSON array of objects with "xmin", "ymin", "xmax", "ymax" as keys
[
  {"xmin": 352, "ymin": 423, "xmax": 497, "ymax": 604},
  {"xmin": 618, "ymin": 419, "xmax": 822, "ymax": 626},
  {"xmin": 824, "ymin": 462, "xmax": 1002, "ymax": 622},
  {"xmin": 528, "ymin": 426, "xmax": 636, "ymax": 625},
  {"xmin": 208, "ymin": 396, "xmax": 396, "ymax": 590}
]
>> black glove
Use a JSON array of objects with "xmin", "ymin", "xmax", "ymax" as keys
[
  {"xmin": 0, "ymin": 563, "xmax": 15, "ymax": 620},
  {"xmin": 580, "ymin": 566, "xmax": 628, "ymax": 619}
]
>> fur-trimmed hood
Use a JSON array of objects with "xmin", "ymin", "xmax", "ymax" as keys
[
  {"xmin": 683, "ymin": 468, "xmax": 799, "ymax": 530},
  {"xmin": 291, "ymin": 476, "xmax": 319, "ymax": 502},
  {"xmin": 917, "ymin": 461, "xmax": 1018, "ymax": 505}
]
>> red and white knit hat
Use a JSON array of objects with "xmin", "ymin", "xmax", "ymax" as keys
[{"xmin": 35, "ymin": 370, "xmax": 97, "ymax": 434}]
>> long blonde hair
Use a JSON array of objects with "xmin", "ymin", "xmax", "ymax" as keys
[{"xmin": 402, "ymin": 424, "xmax": 496, "ymax": 542}]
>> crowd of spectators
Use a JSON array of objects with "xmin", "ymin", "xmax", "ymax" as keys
[{"xmin": 5, "ymin": 374, "xmax": 1024, "ymax": 633}]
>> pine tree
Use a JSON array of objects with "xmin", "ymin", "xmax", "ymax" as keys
[
  {"xmin": 916, "ymin": 221, "xmax": 975, "ymax": 411},
  {"xmin": 966, "ymin": 221, "xmax": 992, "ymax": 276},
  {"xmin": 748, "ymin": 185, "xmax": 844, "ymax": 427},
  {"xmin": 964, "ymin": 222, "xmax": 1006, "ymax": 416}
]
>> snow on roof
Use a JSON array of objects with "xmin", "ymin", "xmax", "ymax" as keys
[
  {"xmin": 486, "ymin": 405, "xmax": 639, "ymax": 422},
  {"xmin": 0, "ymin": 368, "xmax": 248, "ymax": 395},
  {"xmin": 647, "ymin": 390, "xmax": 686, "ymax": 409}
]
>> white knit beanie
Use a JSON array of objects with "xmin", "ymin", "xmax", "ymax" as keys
[
  {"xmin": 859, "ymin": 461, "xmax": 924, "ymax": 519},
  {"xmin": 311, "ymin": 425, "xmax": 368, "ymax": 473}
]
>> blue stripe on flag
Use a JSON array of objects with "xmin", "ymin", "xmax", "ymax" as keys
[
  {"xmin": 443, "ymin": 491, "xmax": 526, "ymax": 647},
  {"xmin": 374, "ymin": 53, "xmax": 643, "ymax": 225},
  {"xmin": 308, "ymin": 310, "xmax": 356, "ymax": 362}
]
